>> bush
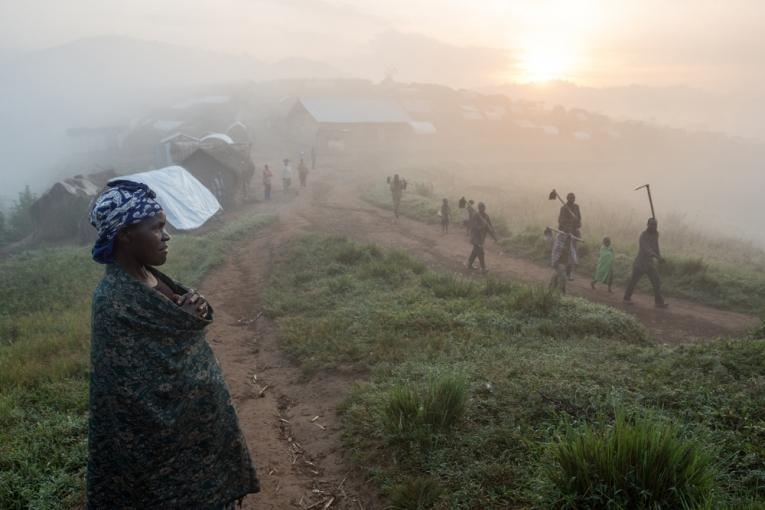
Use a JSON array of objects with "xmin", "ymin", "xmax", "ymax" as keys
[
  {"xmin": 549, "ymin": 414, "xmax": 715, "ymax": 509},
  {"xmin": 413, "ymin": 181, "xmax": 435, "ymax": 198},
  {"xmin": 388, "ymin": 476, "xmax": 443, "ymax": 510}
]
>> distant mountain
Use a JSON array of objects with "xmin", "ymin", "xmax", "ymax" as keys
[{"xmin": 484, "ymin": 81, "xmax": 763, "ymax": 140}]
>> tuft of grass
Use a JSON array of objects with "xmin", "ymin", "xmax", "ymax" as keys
[
  {"xmin": 383, "ymin": 386, "xmax": 423, "ymax": 439},
  {"xmin": 422, "ymin": 374, "xmax": 468, "ymax": 431},
  {"xmin": 549, "ymin": 414, "xmax": 715, "ymax": 509},
  {"xmin": 387, "ymin": 477, "xmax": 443, "ymax": 510},
  {"xmin": 382, "ymin": 374, "xmax": 468, "ymax": 442}
]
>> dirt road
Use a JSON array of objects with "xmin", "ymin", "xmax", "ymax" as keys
[{"xmin": 197, "ymin": 166, "xmax": 758, "ymax": 508}]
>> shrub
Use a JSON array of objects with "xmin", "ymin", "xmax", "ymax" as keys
[
  {"xmin": 413, "ymin": 181, "xmax": 435, "ymax": 198},
  {"xmin": 388, "ymin": 476, "xmax": 443, "ymax": 510},
  {"xmin": 549, "ymin": 414, "xmax": 715, "ymax": 509}
]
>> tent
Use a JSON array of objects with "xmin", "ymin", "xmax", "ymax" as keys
[{"xmin": 113, "ymin": 166, "xmax": 221, "ymax": 230}]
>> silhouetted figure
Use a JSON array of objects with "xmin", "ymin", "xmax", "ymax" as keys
[
  {"xmin": 467, "ymin": 202, "xmax": 497, "ymax": 272},
  {"xmin": 440, "ymin": 198, "xmax": 451, "ymax": 234},
  {"xmin": 558, "ymin": 192, "xmax": 581, "ymax": 280},
  {"xmin": 623, "ymin": 217, "xmax": 667, "ymax": 308}
]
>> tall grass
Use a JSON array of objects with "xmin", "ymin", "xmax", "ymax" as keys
[
  {"xmin": 0, "ymin": 213, "xmax": 276, "ymax": 510},
  {"xmin": 550, "ymin": 414, "xmax": 715, "ymax": 509},
  {"xmin": 266, "ymin": 235, "xmax": 765, "ymax": 508}
]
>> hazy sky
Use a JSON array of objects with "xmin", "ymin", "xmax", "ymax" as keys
[{"xmin": 2, "ymin": 0, "xmax": 764, "ymax": 93}]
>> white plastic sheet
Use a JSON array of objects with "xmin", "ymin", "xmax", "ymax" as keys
[{"xmin": 111, "ymin": 166, "xmax": 221, "ymax": 230}]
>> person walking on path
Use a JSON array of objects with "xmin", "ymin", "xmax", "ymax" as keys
[
  {"xmin": 623, "ymin": 217, "xmax": 668, "ymax": 308},
  {"xmin": 591, "ymin": 236, "xmax": 615, "ymax": 293},
  {"xmin": 298, "ymin": 158, "xmax": 309, "ymax": 187},
  {"xmin": 550, "ymin": 230, "xmax": 575, "ymax": 294},
  {"xmin": 390, "ymin": 174, "xmax": 406, "ymax": 219},
  {"xmin": 262, "ymin": 164, "xmax": 273, "ymax": 201},
  {"xmin": 282, "ymin": 159, "xmax": 293, "ymax": 193},
  {"xmin": 87, "ymin": 180, "xmax": 259, "ymax": 508},
  {"xmin": 558, "ymin": 192, "xmax": 582, "ymax": 280},
  {"xmin": 440, "ymin": 198, "xmax": 451, "ymax": 234},
  {"xmin": 466, "ymin": 202, "xmax": 497, "ymax": 273},
  {"xmin": 464, "ymin": 200, "xmax": 476, "ymax": 236}
]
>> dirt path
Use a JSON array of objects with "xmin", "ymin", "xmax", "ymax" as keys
[
  {"xmin": 195, "ymin": 166, "xmax": 757, "ymax": 508},
  {"xmin": 296, "ymin": 167, "xmax": 757, "ymax": 343}
]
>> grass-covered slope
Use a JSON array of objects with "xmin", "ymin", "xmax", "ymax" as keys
[
  {"xmin": 0, "ymin": 214, "xmax": 276, "ymax": 510},
  {"xmin": 265, "ymin": 235, "xmax": 765, "ymax": 509}
]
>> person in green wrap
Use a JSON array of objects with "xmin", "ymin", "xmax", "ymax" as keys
[
  {"xmin": 87, "ymin": 180, "xmax": 259, "ymax": 509},
  {"xmin": 591, "ymin": 236, "xmax": 614, "ymax": 293}
]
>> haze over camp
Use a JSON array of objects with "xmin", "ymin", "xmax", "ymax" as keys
[{"xmin": 1, "ymin": 2, "xmax": 764, "ymax": 509}]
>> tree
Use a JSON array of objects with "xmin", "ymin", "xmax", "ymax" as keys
[
  {"xmin": 0, "ymin": 210, "xmax": 6, "ymax": 245},
  {"xmin": 8, "ymin": 186, "xmax": 37, "ymax": 241}
]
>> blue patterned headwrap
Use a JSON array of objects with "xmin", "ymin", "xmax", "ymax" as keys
[{"xmin": 89, "ymin": 180, "xmax": 164, "ymax": 264}]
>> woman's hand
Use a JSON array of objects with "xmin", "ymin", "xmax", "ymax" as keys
[{"xmin": 177, "ymin": 291, "xmax": 210, "ymax": 319}]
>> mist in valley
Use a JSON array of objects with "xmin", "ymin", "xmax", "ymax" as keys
[{"xmin": 1, "ymin": 0, "xmax": 764, "ymax": 245}]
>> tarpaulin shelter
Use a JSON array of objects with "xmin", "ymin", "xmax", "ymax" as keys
[{"xmin": 113, "ymin": 166, "xmax": 222, "ymax": 230}]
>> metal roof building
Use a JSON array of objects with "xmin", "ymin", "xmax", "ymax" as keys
[{"xmin": 293, "ymin": 98, "xmax": 412, "ymax": 124}]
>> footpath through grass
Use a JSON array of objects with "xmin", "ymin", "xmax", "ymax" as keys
[
  {"xmin": 0, "ymin": 213, "xmax": 276, "ymax": 510},
  {"xmin": 265, "ymin": 235, "xmax": 765, "ymax": 509},
  {"xmin": 363, "ymin": 183, "xmax": 765, "ymax": 316}
]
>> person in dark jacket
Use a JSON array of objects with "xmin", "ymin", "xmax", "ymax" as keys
[
  {"xmin": 558, "ymin": 192, "xmax": 581, "ymax": 280},
  {"xmin": 623, "ymin": 217, "xmax": 668, "ymax": 308},
  {"xmin": 466, "ymin": 202, "xmax": 497, "ymax": 272}
]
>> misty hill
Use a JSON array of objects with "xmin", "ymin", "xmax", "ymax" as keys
[
  {"xmin": 485, "ymin": 81, "xmax": 764, "ymax": 141},
  {"xmin": 0, "ymin": 36, "xmax": 343, "ymax": 195}
]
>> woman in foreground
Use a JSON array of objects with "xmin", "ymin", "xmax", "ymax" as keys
[{"xmin": 87, "ymin": 180, "xmax": 259, "ymax": 509}]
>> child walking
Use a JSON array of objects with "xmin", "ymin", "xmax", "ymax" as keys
[
  {"xmin": 591, "ymin": 236, "xmax": 615, "ymax": 293},
  {"xmin": 440, "ymin": 198, "xmax": 451, "ymax": 233}
]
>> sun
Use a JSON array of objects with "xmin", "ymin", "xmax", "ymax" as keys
[{"xmin": 518, "ymin": 39, "xmax": 579, "ymax": 83}]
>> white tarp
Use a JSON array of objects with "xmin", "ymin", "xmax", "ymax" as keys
[{"xmin": 111, "ymin": 166, "xmax": 221, "ymax": 230}]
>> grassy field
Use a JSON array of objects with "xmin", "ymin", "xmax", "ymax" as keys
[
  {"xmin": 363, "ymin": 182, "xmax": 765, "ymax": 315},
  {"xmin": 264, "ymin": 235, "xmax": 765, "ymax": 509},
  {"xmin": 0, "ymin": 213, "xmax": 276, "ymax": 510}
]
